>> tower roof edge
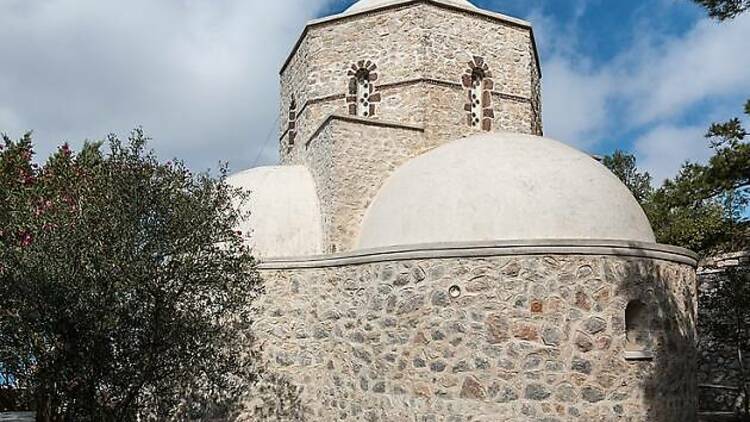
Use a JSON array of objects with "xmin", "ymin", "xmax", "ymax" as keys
[{"xmin": 278, "ymin": 0, "xmax": 539, "ymax": 77}]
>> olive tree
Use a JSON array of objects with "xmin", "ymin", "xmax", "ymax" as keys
[{"xmin": 0, "ymin": 130, "xmax": 266, "ymax": 421}]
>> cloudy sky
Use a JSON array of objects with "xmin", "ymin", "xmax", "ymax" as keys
[{"xmin": 0, "ymin": 0, "xmax": 748, "ymax": 183}]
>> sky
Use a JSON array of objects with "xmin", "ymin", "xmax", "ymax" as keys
[{"xmin": 0, "ymin": 0, "xmax": 748, "ymax": 184}]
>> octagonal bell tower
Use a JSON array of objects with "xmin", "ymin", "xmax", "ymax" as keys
[{"xmin": 278, "ymin": 0, "xmax": 542, "ymax": 253}]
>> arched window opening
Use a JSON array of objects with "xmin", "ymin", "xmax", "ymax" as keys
[
  {"xmin": 462, "ymin": 55, "xmax": 494, "ymax": 131},
  {"xmin": 356, "ymin": 69, "xmax": 371, "ymax": 117},
  {"xmin": 347, "ymin": 60, "xmax": 380, "ymax": 117},
  {"xmin": 287, "ymin": 96, "xmax": 297, "ymax": 148},
  {"xmin": 469, "ymin": 69, "xmax": 483, "ymax": 127},
  {"xmin": 625, "ymin": 300, "xmax": 654, "ymax": 360}
]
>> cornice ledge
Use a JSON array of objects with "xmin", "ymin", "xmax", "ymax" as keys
[
  {"xmin": 304, "ymin": 113, "xmax": 425, "ymax": 148},
  {"xmin": 258, "ymin": 239, "xmax": 700, "ymax": 270},
  {"xmin": 280, "ymin": 77, "xmax": 533, "ymax": 142}
]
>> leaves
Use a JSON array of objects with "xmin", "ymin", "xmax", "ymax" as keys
[
  {"xmin": 694, "ymin": 0, "xmax": 750, "ymax": 20},
  {"xmin": 602, "ymin": 150, "xmax": 654, "ymax": 204},
  {"xmin": 0, "ymin": 130, "xmax": 262, "ymax": 420},
  {"xmin": 602, "ymin": 100, "xmax": 749, "ymax": 255}
]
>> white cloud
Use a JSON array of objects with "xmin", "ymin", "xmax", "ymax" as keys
[
  {"xmin": 2, "ymin": 0, "xmax": 747, "ymax": 183},
  {"xmin": 634, "ymin": 124, "xmax": 712, "ymax": 184},
  {"xmin": 622, "ymin": 14, "xmax": 750, "ymax": 125},
  {"xmin": 541, "ymin": 58, "xmax": 612, "ymax": 148},
  {"xmin": 0, "ymin": 107, "xmax": 23, "ymax": 136},
  {"xmin": 533, "ymin": 10, "xmax": 750, "ymax": 180},
  {"xmin": 0, "ymin": 0, "xmax": 331, "ymax": 171}
]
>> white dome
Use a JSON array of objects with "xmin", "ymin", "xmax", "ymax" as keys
[
  {"xmin": 228, "ymin": 166, "xmax": 322, "ymax": 258},
  {"xmin": 346, "ymin": 0, "xmax": 476, "ymax": 13},
  {"xmin": 357, "ymin": 133, "xmax": 655, "ymax": 250}
]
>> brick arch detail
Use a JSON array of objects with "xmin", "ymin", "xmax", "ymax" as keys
[
  {"xmin": 346, "ymin": 60, "xmax": 381, "ymax": 117},
  {"xmin": 461, "ymin": 55, "xmax": 494, "ymax": 131},
  {"xmin": 287, "ymin": 95, "xmax": 297, "ymax": 148}
]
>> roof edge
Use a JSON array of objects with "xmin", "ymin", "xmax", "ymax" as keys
[
  {"xmin": 280, "ymin": 0, "xmax": 540, "ymax": 76},
  {"xmin": 305, "ymin": 113, "xmax": 425, "ymax": 147},
  {"xmin": 258, "ymin": 239, "xmax": 699, "ymax": 270}
]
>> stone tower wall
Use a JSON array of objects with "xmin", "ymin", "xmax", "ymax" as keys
[
  {"xmin": 278, "ymin": 2, "xmax": 542, "ymax": 252},
  {"xmin": 305, "ymin": 117, "xmax": 426, "ymax": 252},
  {"xmin": 252, "ymin": 249, "xmax": 698, "ymax": 421},
  {"xmin": 418, "ymin": 5, "xmax": 541, "ymax": 140},
  {"xmin": 530, "ymin": 40, "xmax": 543, "ymax": 135},
  {"xmin": 279, "ymin": 5, "xmax": 427, "ymax": 160}
]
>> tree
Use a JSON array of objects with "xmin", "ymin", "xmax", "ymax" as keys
[
  {"xmin": 602, "ymin": 104, "xmax": 749, "ymax": 417},
  {"xmin": 602, "ymin": 99, "xmax": 749, "ymax": 255},
  {"xmin": 647, "ymin": 162, "xmax": 739, "ymax": 255},
  {"xmin": 0, "ymin": 130, "xmax": 263, "ymax": 421},
  {"xmin": 600, "ymin": 151, "xmax": 730, "ymax": 253},
  {"xmin": 688, "ymin": 4, "xmax": 750, "ymax": 411},
  {"xmin": 694, "ymin": 0, "xmax": 750, "ymax": 19},
  {"xmin": 605, "ymin": 3, "xmax": 749, "ymax": 406},
  {"xmin": 601, "ymin": 150, "xmax": 654, "ymax": 204}
]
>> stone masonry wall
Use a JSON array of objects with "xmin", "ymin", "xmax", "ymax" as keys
[
  {"xmin": 253, "ymin": 253, "xmax": 697, "ymax": 421},
  {"xmin": 419, "ymin": 6, "xmax": 535, "ymax": 100},
  {"xmin": 279, "ymin": 3, "xmax": 542, "ymax": 251},
  {"xmin": 280, "ymin": 3, "xmax": 540, "ymax": 157},
  {"xmin": 530, "ymin": 40, "xmax": 543, "ymax": 135},
  {"xmin": 279, "ymin": 5, "xmax": 426, "ymax": 159},
  {"xmin": 304, "ymin": 117, "xmax": 425, "ymax": 252},
  {"xmin": 696, "ymin": 251, "xmax": 750, "ymax": 412}
]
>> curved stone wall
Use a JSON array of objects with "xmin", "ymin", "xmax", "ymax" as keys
[{"xmin": 253, "ymin": 242, "xmax": 698, "ymax": 421}]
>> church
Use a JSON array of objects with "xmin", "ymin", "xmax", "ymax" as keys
[{"xmin": 229, "ymin": 0, "xmax": 698, "ymax": 420}]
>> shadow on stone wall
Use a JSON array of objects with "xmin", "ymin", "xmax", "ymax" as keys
[
  {"xmin": 697, "ymin": 254, "xmax": 750, "ymax": 414},
  {"xmin": 615, "ymin": 256, "xmax": 697, "ymax": 422}
]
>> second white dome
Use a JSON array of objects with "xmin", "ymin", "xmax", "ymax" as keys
[{"xmin": 357, "ymin": 133, "xmax": 656, "ymax": 250}]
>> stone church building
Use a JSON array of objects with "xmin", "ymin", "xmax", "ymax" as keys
[{"xmin": 229, "ymin": 0, "xmax": 699, "ymax": 420}]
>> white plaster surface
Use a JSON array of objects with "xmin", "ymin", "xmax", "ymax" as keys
[
  {"xmin": 357, "ymin": 132, "xmax": 656, "ymax": 250},
  {"xmin": 346, "ymin": 0, "xmax": 477, "ymax": 14},
  {"xmin": 228, "ymin": 166, "xmax": 323, "ymax": 258}
]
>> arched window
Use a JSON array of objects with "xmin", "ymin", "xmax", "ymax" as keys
[
  {"xmin": 469, "ymin": 69, "xmax": 483, "ymax": 127},
  {"xmin": 625, "ymin": 300, "xmax": 654, "ymax": 360},
  {"xmin": 356, "ymin": 69, "xmax": 371, "ymax": 117},
  {"xmin": 347, "ymin": 60, "xmax": 381, "ymax": 117},
  {"xmin": 462, "ymin": 55, "xmax": 494, "ymax": 131},
  {"xmin": 287, "ymin": 96, "xmax": 297, "ymax": 147}
]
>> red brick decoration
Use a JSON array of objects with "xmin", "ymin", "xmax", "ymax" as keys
[
  {"xmin": 346, "ymin": 60, "xmax": 380, "ymax": 117},
  {"xmin": 287, "ymin": 96, "xmax": 297, "ymax": 148},
  {"xmin": 287, "ymin": 95, "xmax": 297, "ymax": 148},
  {"xmin": 461, "ymin": 56, "xmax": 494, "ymax": 131}
]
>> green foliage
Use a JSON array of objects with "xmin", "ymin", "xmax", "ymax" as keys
[
  {"xmin": 602, "ymin": 150, "xmax": 654, "ymax": 204},
  {"xmin": 0, "ymin": 130, "xmax": 263, "ymax": 421},
  {"xmin": 646, "ymin": 164, "xmax": 733, "ymax": 253},
  {"xmin": 703, "ymin": 100, "xmax": 750, "ymax": 194},
  {"xmin": 694, "ymin": 0, "xmax": 750, "ymax": 20},
  {"xmin": 602, "ymin": 100, "xmax": 749, "ymax": 255}
]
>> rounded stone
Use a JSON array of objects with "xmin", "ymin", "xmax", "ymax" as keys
[
  {"xmin": 460, "ymin": 376, "xmax": 487, "ymax": 400},
  {"xmin": 571, "ymin": 357, "xmax": 593, "ymax": 374},
  {"xmin": 581, "ymin": 386, "xmax": 606, "ymax": 403},
  {"xmin": 542, "ymin": 327, "xmax": 563, "ymax": 346},
  {"xmin": 525, "ymin": 384, "xmax": 551, "ymax": 401},
  {"xmin": 583, "ymin": 317, "xmax": 607, "ymax": 335},
  {"xmin": 430, "ymin": 361, "xmax": 447, "ymax": 372}
]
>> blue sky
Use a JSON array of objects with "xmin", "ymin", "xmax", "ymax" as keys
[{"xmin": 0, "ymin": 0, "xmax": 748, "ymax": 184}]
